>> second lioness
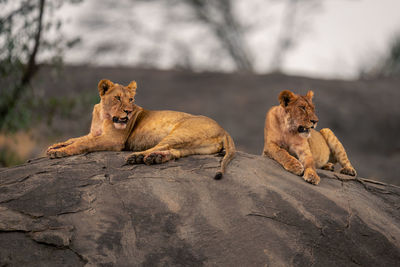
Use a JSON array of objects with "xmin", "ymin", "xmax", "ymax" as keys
[
  {"xmin": 263, "ymin": 90, "xmax": 356, "ymax": 185},
  {"xmin": 47, "ymin": 79, "xmax": 235, "ymax": 179}
]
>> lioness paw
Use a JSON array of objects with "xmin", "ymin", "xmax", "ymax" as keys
[
  {"xmin": 286, "ymin": 160, "xmax": 304, "ymax": 176},
  {"xmin": 321, "ymin": 162, "xmax": 335, "ymax": 172},
  {"xmin": 47, "ymin": 141, "xmax": 73, "ymax": 153},
  {"xmin": 340, "ymin": 166, "xmax": 357, "ymax": 176},
  {"xmin": 144, "ymin": 152, "xmax": 172, "ymax": 165},
  {"xmin": 126, "ymin": 153, "xmax": 144, "ymax": 164},
  {"xmin": 303, "ymin": 168, "xmax": 320, "ymax": 185},
  {"xmin": 47, "ymin": 148, "xmax": 69, "ymax": 159}
]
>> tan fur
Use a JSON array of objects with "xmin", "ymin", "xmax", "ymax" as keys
[
  {"xmin": 47, "ymin": 79, "xmax": 236, "ymax": 179},
  {"xmin": 263, "ymin": 90, "xmax": 356, "ymax": 185}
]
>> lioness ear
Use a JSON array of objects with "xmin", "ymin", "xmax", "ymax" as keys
[
  {"xmin": 279, "ymin": 90, "xmax": 295, "ymax": 107},
  {"xmin": 127, "ymin": 80, "xmax": 137, "ymax": 91},
  {"xmin": 98, "ymin": 79, "xmax": 114, "ymax": 96},
  {"xmin": 306, "ymin": 90, "xmax": 314, "ymax": 100}
]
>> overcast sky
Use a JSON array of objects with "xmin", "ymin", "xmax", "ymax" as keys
[
  {"xmin": 284, "ymin": 0, "xmax": 400, "ymax": 79},
  {"xmin": 59, "ymin": 0, "xmax": 400, "ymax": 80}
]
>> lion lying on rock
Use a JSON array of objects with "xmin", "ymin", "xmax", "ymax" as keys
[
  {"xmin": 263, "ymin": 90, "xmax": 356, "ymax": 185},
  {"xmin": 47, "ymin": 79, "xmax": 236, "ymax": 179}
]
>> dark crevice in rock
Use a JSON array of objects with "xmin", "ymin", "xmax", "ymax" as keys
[
  {"xmin": 356, "ymin": 178, "xmax": 400, "ymax": 196},
  {"xmin": 0, "ymin": 229, "xmax": 30, "ymax": 234},
  {"xmin": 55, "ymin": 207, "xmax": 93, "ymax": 217},
  {"xmin": 28, "ymin": 234, "xmax": 88, "ymax": 265}
]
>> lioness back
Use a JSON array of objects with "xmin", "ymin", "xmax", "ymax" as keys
[
  {"xmin": 125, "ymin": 110, "xmax": 224, "ymax": 152},
  {"xmin": 125, "ymin": 110, "xmax": 193, "ymax": 151}
]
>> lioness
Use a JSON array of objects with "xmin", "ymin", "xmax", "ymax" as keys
[
  {"xmin": 47, "ymin": 79, "xmax": 236, "ymax": 179},
  {"xmin": 263, "ymin": 90, "xmax": 356, "ymax": 185}
]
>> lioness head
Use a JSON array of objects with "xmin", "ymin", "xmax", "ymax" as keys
[
  {"xmin": 279, "ymin": 90, "xmax": 318, "ymax": 137},
  {"xmin": 98, "ymin": 79, "xmax": 137, "ymax": 130}
]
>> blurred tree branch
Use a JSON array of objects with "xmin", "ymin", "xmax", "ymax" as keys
[
  {"xmin": 0, "ymin": 0, "xmax": 82, "ymax": 131},
  {"xmin": 183, "ymin": 0, "xmax": 254, "ymax": 72},
  {"xmin": 21, "ymin": 0, "xmax": 45, "ymax": 86},
  {"xmin": 122, "ymin": 0, "xmax": 255, "ymax": 72},
  {"xmin": 0, "ymin": 0, "xmax": 44, "ymax": 127},
  {"xmin": 271, "ymin": 0, "xmax": 321, "ymax": 72},
  {"xmin": 75, "ymin": 0, "xmax": 323, "ymax": 73},
  {"xmin": 271, "ymin": 0, "xmax": 297, "ymax": 72}
]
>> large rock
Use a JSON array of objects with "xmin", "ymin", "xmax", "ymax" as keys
[{"xmin": 0, "ymin": 152, "xmax": 399, "ymax": 266}]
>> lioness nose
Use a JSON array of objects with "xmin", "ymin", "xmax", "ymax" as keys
[{"xmin": 124, "ymin": 110, "xmax": 132, "ymax": 115}]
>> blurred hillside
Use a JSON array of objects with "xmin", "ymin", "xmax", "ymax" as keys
[{"xmin": 2, "ymin": 65, "xmax": 395, "ymax": 185}]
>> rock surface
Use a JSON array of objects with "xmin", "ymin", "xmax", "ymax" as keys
[{"xmin": 0, "ymin": 151, "xmax": 400, "ymax": 266}]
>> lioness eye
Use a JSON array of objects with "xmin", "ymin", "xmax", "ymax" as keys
[
  {"xmin": 115, "ymin": 96, "xmax": 121, "ymax": 101},
  {"xmin": 300, "ymin": 106, "xmax": 306, "ymax": 110},
  {"xmin": 129, "ymin": 98, "xmax": 133, "ymax": 102}
]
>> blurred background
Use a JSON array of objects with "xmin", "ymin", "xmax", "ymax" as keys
[{"xmin": 1, "ymin": 0, "xmax": 399, "ymax": 184}]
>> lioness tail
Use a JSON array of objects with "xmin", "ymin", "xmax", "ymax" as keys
[{"xmin": 214, "ymin": 133, "xmax": 236, "ymax": 180}]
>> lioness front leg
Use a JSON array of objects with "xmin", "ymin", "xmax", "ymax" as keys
[
  {"xmin": 47, "ymin": 137, "xmax": 81, "ymax": 154},
  {"xmin": 293, "ymin": 145, "xmax": 320, "ymax": 185},
  {"xmin": 303, "ymin": 168, "xmax": 320, "ymax": 185},
  {"xmin": 47, "ymin": 103, "xmax": 103, "ymax": 157},
  {"xmin": 264, "ymin": 142, "xmax": 304, "ymax": 176},
  {"xmin": 47, "ymin": 134, "xmax": 97, "ymax": 158},
  {"xmin": 47, "ymin": 119, "xmax": 126, "ymax": 158},
  {"xmin": 47, "ymin": 134, "xmax": 125, "ymax": 158},
  {"xmin": 47, "ymin": 136, "xmax": 87, "ymax": 158}
]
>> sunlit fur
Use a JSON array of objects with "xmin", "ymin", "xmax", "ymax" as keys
[
  {"xmin": 263, "ymin": 90, "xmax": 356, "ymax": 185},
  {"xmin": 47, "ymin": 79, "xmax": 236, "ymax": 179}
]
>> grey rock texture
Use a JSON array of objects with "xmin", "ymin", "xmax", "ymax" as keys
[{"xmin": 1, "ymin": 151, "xmax": 400, "ymax": 266}]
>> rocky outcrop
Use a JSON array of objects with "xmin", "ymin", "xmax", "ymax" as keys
[{"xmin": 1, "ymin": 152, "xmax": 399, "ymax": 266}]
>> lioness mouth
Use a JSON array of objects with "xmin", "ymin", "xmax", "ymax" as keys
[
  {"xmin": 298, "ymin": 126, "xmax": 310, "ymax": 133},
  {"xmin": 112, "ymin": 116, "xmax": 129, "ymax": 124}
]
